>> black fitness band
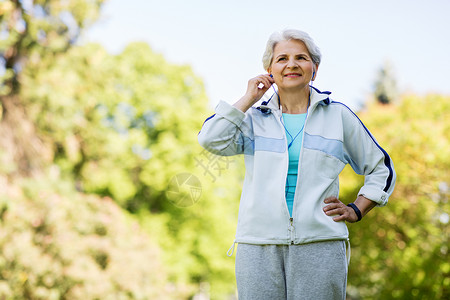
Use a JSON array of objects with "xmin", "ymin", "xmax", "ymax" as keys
[{"xmin": 347, "ymin": 203, "xmax": 362, "ymax": 222}]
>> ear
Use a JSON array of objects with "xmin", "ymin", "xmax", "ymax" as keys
[
  {"xmin": 267, "ymin": 68, "xmax": 272, "ymax": 75},
  {"xmin": 312, "ymin": 64, "xmax": 319, "ymax": 81}
]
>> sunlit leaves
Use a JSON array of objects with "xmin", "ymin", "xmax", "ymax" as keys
[
  {"xmin": 340, "ymin": 95, "xmax": 449, "ymax": 299},
  {"xmin": 0, "ymin": 173, "xmax": 168, "ymax": 299},
  {"xmin": 18, "ymin": 38, "xmax": 242, "ymax": 297}
]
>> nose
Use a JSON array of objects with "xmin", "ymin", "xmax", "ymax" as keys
[{"xmin": 287, "ymin": 58, "xmax": 298, "ymax": 68}]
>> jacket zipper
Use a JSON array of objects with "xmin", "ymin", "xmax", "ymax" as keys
[
  {"xmin": 277, "ymin": 113, "xmax": 295, "ymax": 244},
  {"xmin": 277, "ymin": 95, "xmax": 320, "ymax": 246},
  {"xmin": 287, "ymin": 99, "xmax": 321, "ymax": 245}
]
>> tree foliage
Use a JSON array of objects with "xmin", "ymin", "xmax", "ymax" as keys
[
  {"xmin": 0, "ymin": 0, "xmax": 106, "ymax": 174},
  {"xmin": 0, "ymin": 0, "xmax": 105, "ymax": 93},
  {"xmin": 16, "ymin": 39, "xmax": 242, "ymax": 298},
  {"xmin": 0, "ymin": 172, "xmax": 172, "ymax": 299},
  {"xmin": 2, "ymin": 0, "xmax": 241, "ymax": 298},
  {"xmin": 340, "ymin": 94, "xmax": 450, "ymax": 299}
]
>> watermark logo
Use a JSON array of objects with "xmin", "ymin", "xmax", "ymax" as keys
[
  {"xmin": 166, "ymin": 173, "xmax": 202, "ymax": 207},
  {"xmin": 194, "ymin": 149, "xmax": 234, "ymax": 182}
]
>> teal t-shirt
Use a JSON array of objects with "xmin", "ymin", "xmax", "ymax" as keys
[{"xmin": 282, "ymin": 113, "xmax": 307, "ymax": 217}]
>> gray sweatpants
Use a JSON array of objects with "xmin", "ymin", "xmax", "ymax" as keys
[{"xmin": 235, "ymin": 240, "xmax": 348, "ymax": 300}]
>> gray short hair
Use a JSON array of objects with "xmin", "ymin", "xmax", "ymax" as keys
[{"xmin": 262, "ymin": 29, "xmax": 322, "ymax": 71}]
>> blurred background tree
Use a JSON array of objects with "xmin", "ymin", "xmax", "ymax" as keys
[
  {"xmin": 0, "ymin": 172, "xmax": 170, "ymax": 299},
  {"xmin": 0, "ymin": 0, "xmax": 105, "ymax": 174},
  {"xmin": 1, "ymin": 0, "xmax": 241, "ymax": 298},
  {"xmin": 20, "ymin": 39, "xmax": 242, "ymax": 297},
  {"xmin": 373, "ymin": 60, "xmax": 398, "ymax": 105},
  {"xmin": 340, "ymin": 94, "xmax": 450, "ymax": 299}
]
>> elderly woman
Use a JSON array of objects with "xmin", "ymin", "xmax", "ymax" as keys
[{"xmin": 198, "ymin": 29, "xmax": 396, "ymax": 300}]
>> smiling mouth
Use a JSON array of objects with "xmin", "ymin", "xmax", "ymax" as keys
[{"xmin": 284, "ymin": 73, "xmax": 301, "ymax": 77}]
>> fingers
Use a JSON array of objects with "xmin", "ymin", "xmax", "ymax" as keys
[
  {"xmin": 249, "ymin": 74, "xmax": 273, "ymax": 91},
  {"xmin": 261, "ymin": 74, "xmax": 275, "ymax": 87},
  {"xmin": 324, "ymin": 196, "xmax": 339, "ymax": 203},
  {"xmin": 323, "ymin": 197, "xmax": 358, "ymax": 223},
  {"xmin": 245, "ymin": 74, "xmax": 274, "ymax": 103},
  {"xmin": 330, "ymin": 208, "xmax": 354, "ymax": 222}
]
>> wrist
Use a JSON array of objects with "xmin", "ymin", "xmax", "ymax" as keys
[
  {"xmin": 354, "ymin": 194, "xmax": 377, "ymax": 217},
  {"xmin": 347, "ymin": 203, "xmax": 362, "ymax": 222}
]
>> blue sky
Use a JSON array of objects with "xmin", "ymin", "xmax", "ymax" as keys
[{"xmin": 84, "ymin": 0, "xmax": 450, "ymax": 110}]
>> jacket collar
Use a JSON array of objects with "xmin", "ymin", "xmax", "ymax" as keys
[{"xmin": 265, "ymin": 86, "xmax": 332, "ymax": 113}]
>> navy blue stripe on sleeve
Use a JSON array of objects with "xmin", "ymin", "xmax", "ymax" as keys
[
  {"xmin": 202, "ymin": 113, "xmax": 216, "ymax": 125},
  {"xmin": 331, "ymin": 102, "xmax": 394, "ymax": 192},
  {"xmin": 198, "ymin": 113, "xmax": 216, "ymax": 135}
]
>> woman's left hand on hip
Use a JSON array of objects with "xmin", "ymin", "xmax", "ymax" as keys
[{"xmin": 323, "ymin": 196, "xmax": 359, "ymax": 223}]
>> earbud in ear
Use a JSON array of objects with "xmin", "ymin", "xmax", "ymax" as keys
[
  {"xmin": 269, "ymin": 74, "xmax": 273, "ymax": 78},
  {"xmin": 312, "ymin": 71, "xmax": 315, "ymax": 81}
]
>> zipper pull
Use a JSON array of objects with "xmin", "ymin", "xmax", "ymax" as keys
[{"xmin": 290, "ymin": 218, "xmax": 294, "ymax": 245}]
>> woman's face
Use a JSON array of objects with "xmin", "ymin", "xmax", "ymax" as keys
[{"xmin": 268, "ymin": 39, "xmax": 316, "ymax": 91}]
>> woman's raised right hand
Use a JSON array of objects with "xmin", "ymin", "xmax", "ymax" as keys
[{"xmin": 233, "ymin": 74, "xmax": 274, "ymax": 112}]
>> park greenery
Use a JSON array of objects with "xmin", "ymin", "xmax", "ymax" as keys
[{"xmin": 0, "ymin": 0, "xmax": 448, "ymax": 299}]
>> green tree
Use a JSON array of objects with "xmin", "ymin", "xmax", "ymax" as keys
[
  {"xmin": 0, "ymin": 0, "xmax": 106, "ymax": 175},
  {"xmin": 340, "ymin": 95, "xmax": 450, "ymax": 299},
  {"xmin": 1, "ymin": 0, "xmax": 241, "ymax": 297},
  {"xmin": 18, "ymin": 40, "xmax": 242, "ymax": 298},
  {"xmin": 0, "ymin": 172, "xmax": 173, "ymax": 299}
]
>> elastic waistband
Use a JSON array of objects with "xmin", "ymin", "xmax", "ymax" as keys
[{"xmin": 227, "ymin": 238, "xmax": 351, "ymax": 263}]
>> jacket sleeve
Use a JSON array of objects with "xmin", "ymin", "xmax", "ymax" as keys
[
  {"xmin": 342, "ymin": 108, "xmax": 396, "ymax": 206},
  {"xmin": 198, "ymin": 100, "xmax": 253, "ymax": 156}
]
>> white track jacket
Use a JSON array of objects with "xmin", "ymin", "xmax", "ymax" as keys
[{"xmin": 198, "ymin": 87, "xmax": 396, "ymax": 246}]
